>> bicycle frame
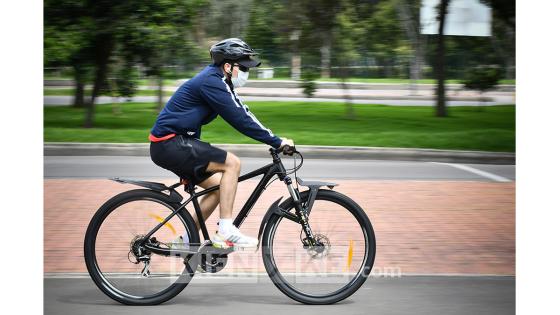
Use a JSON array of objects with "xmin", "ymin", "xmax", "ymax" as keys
[{"xmin": 139, "ymin": 148, "xmax": 307, "ymax": 252}]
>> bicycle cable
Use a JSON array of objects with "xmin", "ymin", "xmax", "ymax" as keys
[
  {"xmin": 264, "ymin": 150, "xmax": 304, "ymax": 190},
  {"xmin": 293, "ymin": 151, "xmax": 300, "ymax": 191},
  {"xmin": 283, "ymin": 151, "xmax": 304, "ymax": 176}
]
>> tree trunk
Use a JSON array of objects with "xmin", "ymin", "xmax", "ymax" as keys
[
  {"xmin": 109, "ymin": 78, "xmax": 121, "ymax": 115},
  {"xmin": 290, "ymin": 30, "xmax": 301, "ymax": 80},
  {"xmin": 396, "ymin": 0, "xmax": 424, "ymax": 95},
  {"xmin": 384, "ymin": 60, "xmax": 393, "ymax": 77},
  {"xmin": 320, "ymin": 33, "xmax": 331, "ymax": 78},
  {"xmin": 157, "ymin": 76, "xmax": 164, "ymax": 110},
  {"xmin": 291, "ymin": 54, "xmax": 301, "ymax": 80},
  {"xmin": 193, "ymin": 14, "xmax": 206, "ymax": 46},
  {"xmin": 505, "ymin": 25, "xmax": 515, "ymax": 80},
  {"xmin": 339, "ymin": 66, "xmax": 355, "ymax": 120},
  {"xmin": 410, "ymin": 50, "xmax": 424, "ymax": 95},
  {"xmin": 435, "ymin": 0, "xmax": 450, "ymax": 117},
  {"xmin": 85, "ymin": 34, "xmax": 112, "ymax": 128},
  {"xmin": 74, "ymin": 81, "xmax": 85, "ymax": 108},
  {"xmin": 72, "ymin": 65, "xmax": 85, "ymax": 107}
]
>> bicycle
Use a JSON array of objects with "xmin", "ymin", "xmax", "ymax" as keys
[{"xmin": 84, "ymin": 146, "xmax": 376, "ymax": 305}]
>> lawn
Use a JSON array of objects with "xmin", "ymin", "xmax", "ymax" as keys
[{"xmin": 44, "ymin": 102, "xmax": 515, "ymax": 152}]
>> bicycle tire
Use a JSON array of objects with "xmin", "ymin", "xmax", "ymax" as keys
[
  {"xmin": 84, "ymin": 189, "xmax": 200, "ymax": 305},
  {"xmin": 261, "ymin": 189, "xmax": 376, "ymax": 304}
]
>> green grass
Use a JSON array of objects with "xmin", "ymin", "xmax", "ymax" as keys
[{"xmin": 44, "ymin": 101, "xmax": 515, "ymax": 152}]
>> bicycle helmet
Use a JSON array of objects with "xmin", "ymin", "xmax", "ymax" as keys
[{"xmin": 210, "ymin": 38, "xmax": 261, "ymax": 68}]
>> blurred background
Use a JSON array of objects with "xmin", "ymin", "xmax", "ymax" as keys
[{"xmin": 44, "ymin": 0, "xmax": 515, "ymax": 152}]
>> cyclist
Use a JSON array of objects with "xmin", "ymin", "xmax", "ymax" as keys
[{"xmin": 149, "ymin": 38, "xmax": 294, "ymax": 250}]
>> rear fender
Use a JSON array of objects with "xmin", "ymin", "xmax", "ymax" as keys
[{"xmin": 110, "ymin": 177, "xmax": 183, "ymax": 203}]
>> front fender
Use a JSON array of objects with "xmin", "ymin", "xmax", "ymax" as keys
[{"xmin": 256, "ymin": 192, "xmax": 310, "ymax": 249}]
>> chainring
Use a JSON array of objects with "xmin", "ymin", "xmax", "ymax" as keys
[{"xmin": 199, "ymin": 253, "xmax": 229, "ymax": 273}]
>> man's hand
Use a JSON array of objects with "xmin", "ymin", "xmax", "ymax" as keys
[{"xmin": 280, "ymin": 137, "xmax": 294, "ymax": 149}]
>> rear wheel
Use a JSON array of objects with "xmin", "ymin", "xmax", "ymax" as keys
[
  {"xmin": 84, "ymin": 189, "xmax": 200, "ymax": 305},
  {"xmin": 261, "ymin": 189, "xmax": 376, "ymax": 304}
]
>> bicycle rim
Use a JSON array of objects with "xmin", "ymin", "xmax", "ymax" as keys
[
  {"xmin": 91, "ymin": 196, "xmax": 192, "ymax": 299},
  {"xmin": 266, "ymin": 194, "xmax": 371, "ymax": 298}
]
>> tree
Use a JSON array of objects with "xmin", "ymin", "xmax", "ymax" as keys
[
  {"xmin": 482, "ymin": 0, "xmax": 515, "ymax": 79},
  {"xmin": 302, "ymin": 0, "xmax": 341, "ymax": 78},
  {"xmin": 366, "ymin": 0, "xmax": 406, "ymax": 78},
  {"xmin": 45, "ymin": 0, "xmax": 199, "ymax": 126},
  {"xmin": 480, "ymin": 0, "xmax": 515, "ymax": 29},
  {"xmin": 118, "ymin": 1, "xmax": 198, "ymax": 110},
  {"xmin": 204, "ymin": 0, "xmax": 252, "ymax": 38},
  {"xmin": 245, "ymin": 1, "xmax": 282, "ymax": 65},
  {"xmin": 462, "ymin": 65, "xmax": 502, "ymax": 109},
  {"xmin": 274, "ymin": 0, "xmax": 306, "ymax": 79},
  {"xmin": 332, "ymin": 0, "xmax": 367, "ymax": 119},
  {"xmin": 435, "ymin": 0, "xmax": 450, "ymax": 117},
  {"xmin": 300, "ymin": 67, "xmax": 320, "ymax": 98},
  {"xmin": 44, "ymin": 0, "xmax": 93, "ymax": 108},
  {"xmin": 396, "ymin": 0, "xmax": 425, "ymax": 94}
]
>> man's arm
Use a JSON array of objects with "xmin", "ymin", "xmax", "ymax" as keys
[{"xmin": 200, "ymin": 75, "xmax": 283, "ymax": 148}]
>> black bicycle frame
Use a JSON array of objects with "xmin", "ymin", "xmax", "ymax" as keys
[{"xmin": 140, "ymin": 149, "xmax": 302, "ymax": 247}]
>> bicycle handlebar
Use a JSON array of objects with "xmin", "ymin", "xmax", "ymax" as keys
[{"xmin": 274, "ymin": 145, "xmax": 296, "ymax": 156}]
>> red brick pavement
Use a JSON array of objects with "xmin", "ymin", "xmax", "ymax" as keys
[{"xmin": 44, "ymin": 179, "xmax": 514, "ymax": 275}]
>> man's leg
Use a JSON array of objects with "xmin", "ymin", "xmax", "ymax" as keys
[
  {"xmin": 204, "ymin": 151, "xmax": 257, "ymax": 248},
  {"xmin": 205, "ymin": 152, "xmax": 241, "ymax": 220},
  {"xmin": 194, "ymin": 173, "xmax": 222, "ymax": 231},
  {"xmin": 176, "ymin": 173, "xmax": 223, "ymax": 245}
]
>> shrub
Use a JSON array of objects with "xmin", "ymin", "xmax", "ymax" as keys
[{"xmin": 300, "ymin": 67, "xmax": 320, "ymax": 98}]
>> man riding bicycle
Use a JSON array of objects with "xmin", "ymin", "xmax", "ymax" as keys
[{"xmin": 149, "ymin": 38, "xmax": 294, "ymax": 250}]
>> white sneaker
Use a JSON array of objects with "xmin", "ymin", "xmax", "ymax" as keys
[{"xmin": 211, "ymin": 227, "xmax": 258, "ymax": 250}]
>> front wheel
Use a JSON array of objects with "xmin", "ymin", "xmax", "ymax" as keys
[{"xmin": 261, "ymin": 189, "xmax": 376, "ymax": 304}]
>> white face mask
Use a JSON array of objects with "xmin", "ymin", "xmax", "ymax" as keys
[{"xmin": 231, "ymin": 69, "xmax": 249, "ymax": 88}]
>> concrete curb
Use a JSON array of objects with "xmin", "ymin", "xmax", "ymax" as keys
[{"xmin": 44, "ymin": 143, "xmax": 515, "ymax": 164}]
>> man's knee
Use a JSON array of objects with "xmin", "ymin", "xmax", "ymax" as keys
[
  {"xmin": 225, "ymin": 153, "xmax": 241, "ymax": 172},
  {"xmin": 207, "ymin": 153, "xmax": 240, "ymax": 173}
]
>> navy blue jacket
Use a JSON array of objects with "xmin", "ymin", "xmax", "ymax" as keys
[{"xmin": 150, "ymin": 64, "xmax": 282, "ymax": 148}]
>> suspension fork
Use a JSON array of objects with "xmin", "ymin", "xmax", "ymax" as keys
[
  {"xmin": 272, "ymin": 149, "xmax": 316, "ymax": 246},
  {"xmin": 283, "ymin": 176, "xmax": 317, "ymax": 245}
]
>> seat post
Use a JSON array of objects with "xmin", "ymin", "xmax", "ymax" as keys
[{"xmin": 181, "ymin": 178, "xmax": 196, "ymax": 195}]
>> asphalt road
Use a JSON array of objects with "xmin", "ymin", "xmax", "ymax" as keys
[
  {"xmin": 44, "ymin": 276, "xmax": 514, "ymax": 315},
  {"xmin": 44, "ymin": 156, "xmax": 515, "ymax": 181}
]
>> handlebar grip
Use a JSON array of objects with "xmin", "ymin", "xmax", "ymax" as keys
[{"xmin": 281, "ymin": 145, "xmax": 296, "ymax": 156}]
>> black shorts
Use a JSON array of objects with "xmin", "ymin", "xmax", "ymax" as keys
[{"xmin": 150, "ymin": 135, "xmax": 227, "ymax": 185}]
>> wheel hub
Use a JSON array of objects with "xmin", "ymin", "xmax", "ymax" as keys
[
  {"xmin": 304, "ymin": 233, "xmax": 331, "ymax": 259},
  {"xmin": 129, "ymin": 235, "xmax": 152, "ymax": 263}
]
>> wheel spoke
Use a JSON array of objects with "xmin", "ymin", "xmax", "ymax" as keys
[
  {"xmin": 84, "ymin": 191, "xmax": 198, "ymax": 304},
  {"xmin": 262, "ymin": 190, "xmax": 376, "ymax": 304}
]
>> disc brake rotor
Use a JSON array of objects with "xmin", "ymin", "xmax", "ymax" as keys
[{"xmin": 305, "ymin": 233, "xmax": 331, "ymax": 259}]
